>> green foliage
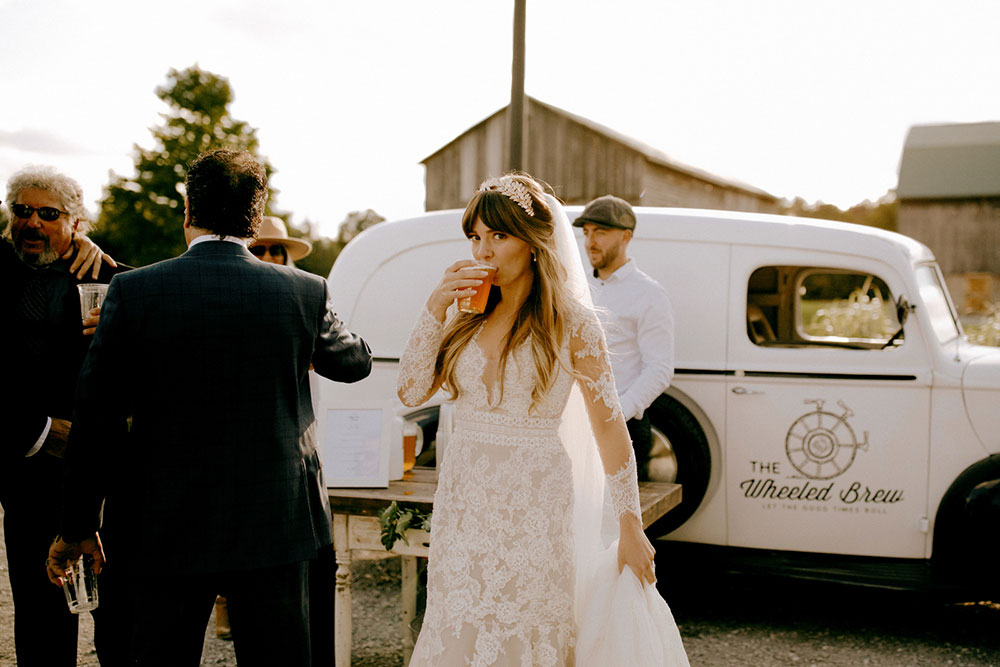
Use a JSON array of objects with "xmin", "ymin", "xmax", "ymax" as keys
[
  {"xmin": 92, "ymin": 66, "xmax": 276, "ymax": 267},
  {"xmin": 293, "ymin": 209, "xmax": 386, "ymax": 279},
  {"xmin": 287, "ymin": 219, "xmax": 340, "ymax": 278},
  {"xmin": 781, "ymin": 191, "xmax": 898, "ymax": 232},
  {"xmin": 337, "ymin": 208, "xmax": 385, "ymax": 245},
  {"xmin": 378, "ymin": 501, "xmax": 432, "ymax": 551},
  {"xmin": 963, "ymin": 306, "xmax": 1000, "ymax": 347}
]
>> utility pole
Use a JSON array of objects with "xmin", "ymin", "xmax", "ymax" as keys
[{"xmin": 508, "ymin": 0, "xmax": 526, "ymax": 172}]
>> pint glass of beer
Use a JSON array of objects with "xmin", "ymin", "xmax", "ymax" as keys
[
  {"xmin": 457, "ymin": 263, "xmax": 497, "ymax": 314},
  {"xmin": 402, "ymin": 421, "xmax": 422, "ymax": 477}
]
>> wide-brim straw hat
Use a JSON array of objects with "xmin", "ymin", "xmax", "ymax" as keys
[{"xmin": 253, "ymin": 216, "xmax": 313, "ymax": 261}]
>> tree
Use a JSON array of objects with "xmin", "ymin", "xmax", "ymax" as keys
[
  {"xmin": 337, "ymin": 209, "xmax": 385, "ymax": 245},
  {"xmin": 288, "ymin": 219, "xmax": 340, "ymax": 279},
  {"xmin": 292, "ymin": 209, "xmax": 386, "ymax": 279},
  {"xmin": 92, "ymin": 66, "xmax": 276, "ymax": 266},
  {"xmin": 846, "ymin": 191, "xmax": 898, "ymax": 232},
  {"xmin": 780, "ymin": 190, "xmax": 897, "ymax": 232}
]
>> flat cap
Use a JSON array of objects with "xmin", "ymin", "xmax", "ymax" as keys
[{"xmin": 572, "ymin": 195, "xmax": 636, "ymax": 230}]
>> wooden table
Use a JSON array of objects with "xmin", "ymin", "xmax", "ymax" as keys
[{"xmin": 328, "ymin": 467, "xmax": 681, "ymax": 667}]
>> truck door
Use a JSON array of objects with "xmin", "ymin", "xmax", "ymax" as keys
[{"xmin": 725, "ymin": 248, "xmax": 932, "ymax": 558}]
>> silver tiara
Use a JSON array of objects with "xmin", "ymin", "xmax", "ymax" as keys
[{"xmin": 478, "ymin": 176, "xmax": 535, "ymax": 217}]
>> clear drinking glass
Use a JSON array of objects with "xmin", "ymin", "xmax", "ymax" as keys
[
  {"xmin": 63, "ymin": 554, "xmax": 99, "ymax": 614},
  {"xmin": 77, "ymin": 283, "xmax": 109, "ymax": 320}
]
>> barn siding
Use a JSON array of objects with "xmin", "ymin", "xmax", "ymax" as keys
[
  {"xmin": 423, "ymin": 99, "xmax": 775, "ymax": 213},
  {"xmin": 899, "ymin": 199, "xmax": 1000, "ymax": 275}
]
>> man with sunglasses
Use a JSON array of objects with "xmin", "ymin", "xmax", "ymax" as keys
[
  {"xmin": 1, "ymin": 165, "xmax": 125, "ymax": 666},
  {"xmin": 248, "ymin": 215, "xmax": 312, "ymax": 267},
  {"xmin": 47, "ymin": 149, "xmax": 372, "ymax": 666}
]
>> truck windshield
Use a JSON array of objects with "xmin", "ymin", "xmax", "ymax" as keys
[{"xmin": 915, "ymin": 264, "xmax": 961, "ymax": 344}]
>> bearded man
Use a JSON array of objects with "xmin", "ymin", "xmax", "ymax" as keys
[
  {"xmin": 574, "ymin": 194, "xmax": 675, "ymax": 480},
  {"xmin": 1, "ymin": 164, "xmax": 121, "ymax": 666}
]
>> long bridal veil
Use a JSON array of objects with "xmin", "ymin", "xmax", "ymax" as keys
[{"xmin": 547, "ymin": 194, "xmax": 690, "ymax": 666}]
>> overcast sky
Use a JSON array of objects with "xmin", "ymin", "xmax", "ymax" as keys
[{"xmin": 1, "ymin": 0, "xmax": 997, "ymax": 236}]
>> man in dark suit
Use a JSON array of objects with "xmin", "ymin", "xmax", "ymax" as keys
[
  {"xmin": 46, "ymin": 149, "xmax": 372, "ymax": 666},
  {"xmin": 1, "ymin": 165, "xmax": 122, "ymax": 667}
]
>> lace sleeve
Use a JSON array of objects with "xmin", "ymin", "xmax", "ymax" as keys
[
  {"xmin": 570, "ymin": 306, "xmax": 641, "ymax": 523},
  {"xmin": 570, "ymin": 306, "xmax": 622, "ymax": 423},
  {"xmin": 606, "ymin": 449, "xmax": 641, "ymax": 523},
  {"xmin": 397, "ymin": 307, "xmax": 446, "ymax": 407}
]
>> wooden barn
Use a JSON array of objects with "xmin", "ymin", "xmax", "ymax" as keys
[
  {"xmin": 897, "ymin": 122, "xmax": 1000, "ymax": 311},
  {"xmin": 421, "ymin": 97, "xmax": 779, "ymax": 214}
]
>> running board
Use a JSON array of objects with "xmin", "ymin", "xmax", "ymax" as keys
[{"xmin": 657, "ymin": 542, "xmax": 944, "ymax": 592}]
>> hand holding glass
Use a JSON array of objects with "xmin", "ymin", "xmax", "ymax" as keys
[
  {"xmin": 77, "ymin": 283, "xmax": 108, "ymax": 320},
  {"xmin": 457, "ymin": 263, "xmax": 497, "ymax": 314},
  {"xmin": 62, "ymin": 554, "xmax": 99, "ymax": 613}
]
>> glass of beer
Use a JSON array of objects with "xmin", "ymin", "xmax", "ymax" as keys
[
  {"xmin": 457, "ymin": 263, "xmax": 497, "ymax": 314},
  {"xmin": 402, "ymin": 421, "xmax": 422, "ymax": 478}
]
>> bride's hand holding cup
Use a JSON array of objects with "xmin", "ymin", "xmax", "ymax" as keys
[{"xmin": 426, "ymin": 260, "xmax": 495, "ymax": 322}]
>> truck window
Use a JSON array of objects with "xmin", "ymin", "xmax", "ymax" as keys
[
  {"xmin": 747, "ymin": 266, "xmax": 903, "ymax": 349},
  {"xmin": 914, "ymin": 264, "xmax": 962, "ymax": 344}
]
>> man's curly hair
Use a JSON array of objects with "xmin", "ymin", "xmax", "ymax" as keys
[{"xmin": 185, "ymin": 149, "xmax": 267, "ymax": 240}]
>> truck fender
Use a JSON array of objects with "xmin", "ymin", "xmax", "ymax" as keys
[
  {"xmin": 645, "ymin": 392, "xmax": 713, "ymax": 537},
  {"xmin": 931, "ymin": 454, "xmax": 1000, "ymax": 590}
]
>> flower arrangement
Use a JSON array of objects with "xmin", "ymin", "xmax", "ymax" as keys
[{"xmin": 378, "ymin": 501, "xmax": 432, "ymax": 550}]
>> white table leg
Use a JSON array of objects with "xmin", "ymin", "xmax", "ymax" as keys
[
  {"xmin": 400, "ymin": 555, "xmax": 418, "ymax": 664},
  {"xmin": 333, "ymin": 514, "xmax": 352, "ymax": 667}
]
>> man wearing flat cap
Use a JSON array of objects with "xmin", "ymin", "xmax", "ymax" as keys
[{"xmin": 574, "ymin": 195, "xmax": 674, "ymax": 480}]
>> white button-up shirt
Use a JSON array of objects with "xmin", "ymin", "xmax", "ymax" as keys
[
  {"xmin": 188, "ymin": 234, "xmax": 248, "ymax": 248},
  {"xmin": 587, "ymin": 259, "xmax": 675, "ymax": 421}
]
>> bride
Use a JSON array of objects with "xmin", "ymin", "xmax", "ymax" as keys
[{"xmin": 397, "ymin": 173, "xmax": 689, "ymax": 666}]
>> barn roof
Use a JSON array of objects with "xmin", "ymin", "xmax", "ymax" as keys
[
  {"xmin": 897, "ymin": 121, "xmax": 1000, "ymax": 200},
  {"xmin": 420, "ymin": 96, "xmax": 777, "ymax": 201}
]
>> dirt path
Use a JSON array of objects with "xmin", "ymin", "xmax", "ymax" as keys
[{"xmin": 3, "ymin": 511, "xmax": 998, "ymax": 666}]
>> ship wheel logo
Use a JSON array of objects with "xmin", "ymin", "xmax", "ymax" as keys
[{"xmin": 785, "ymin": 399, "xmax": 869, "ymax": 480}]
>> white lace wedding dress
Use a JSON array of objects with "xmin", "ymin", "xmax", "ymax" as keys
[{"xmin": 397, "ymin": 301, "xmax": 689, "ymax": 666}]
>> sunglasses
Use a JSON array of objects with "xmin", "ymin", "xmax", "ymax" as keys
[
  {"xmin": 250, "ymin": 244, "xmax": 287, "ymax": 258},
  {"xmin": 11, "ymin": 203, "xmax": 69, "ymax": 222}
]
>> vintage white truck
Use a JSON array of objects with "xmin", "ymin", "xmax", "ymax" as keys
[{"xmin": 316, "ymin": 206, "xmax": 1000, "ymax": 595}]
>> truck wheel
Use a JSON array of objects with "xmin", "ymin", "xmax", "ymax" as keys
[
  {"xmin": 931, "ymin": 454, "xmax": 1000, "ymax": 597},
  {"xmin": 645, "ymin": 394, "xmax": 712, "ymax": 537}
]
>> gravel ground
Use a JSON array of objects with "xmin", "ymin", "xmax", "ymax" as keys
[{"xmin": 3, "ymin": 509, "xmax": 998, "ymax": 666}]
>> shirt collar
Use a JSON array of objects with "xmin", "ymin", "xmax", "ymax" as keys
[
  {"xmin": 188, "ymin": 234, "xmax": 248, "ymax": 249},
  {"xmin": 593, "ymin": 258, "xmax": 637, "ymax": 283}
]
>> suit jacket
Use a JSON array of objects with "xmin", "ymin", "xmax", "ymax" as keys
[
  {"xmin": 0, "ymin": 240, "xmax": 125, "ymax": 510},
  {"xmin": 62, "ymin": 240, "xmax": 372, "ymax": 574}
]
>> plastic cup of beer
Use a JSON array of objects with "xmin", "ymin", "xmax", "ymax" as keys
[
  {"xmin": 457, "ymin": 263, "xmax": 497, "ymax": 314},
  {"xmin": 62, "ymin": 554, "xmax": 99, "ymax": 614},
  {"xmin": 77, "ymin": 283, "xmax": 109, "ymax": 320},
  {"xmin": 402, "ymin": 422, "xmax": 422, "ymax": 478}
]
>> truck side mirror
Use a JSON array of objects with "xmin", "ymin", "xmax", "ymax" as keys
[{"xmin": 896, "ymin": 296, "xmax": 914, "ymax": 326}]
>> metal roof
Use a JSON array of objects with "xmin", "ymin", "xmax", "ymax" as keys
[
  {"xmin": 421, "ymin": 97, "xmax": 777, "ymax": 201},
  {"xmin": 897, "ymin": 122, "xmax": 1000, "ymax": 199}
]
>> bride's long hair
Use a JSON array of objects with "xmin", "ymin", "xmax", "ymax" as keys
[{"xmin": 435, "ymin": 173, "xmax": 580, "ymax": 412}]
